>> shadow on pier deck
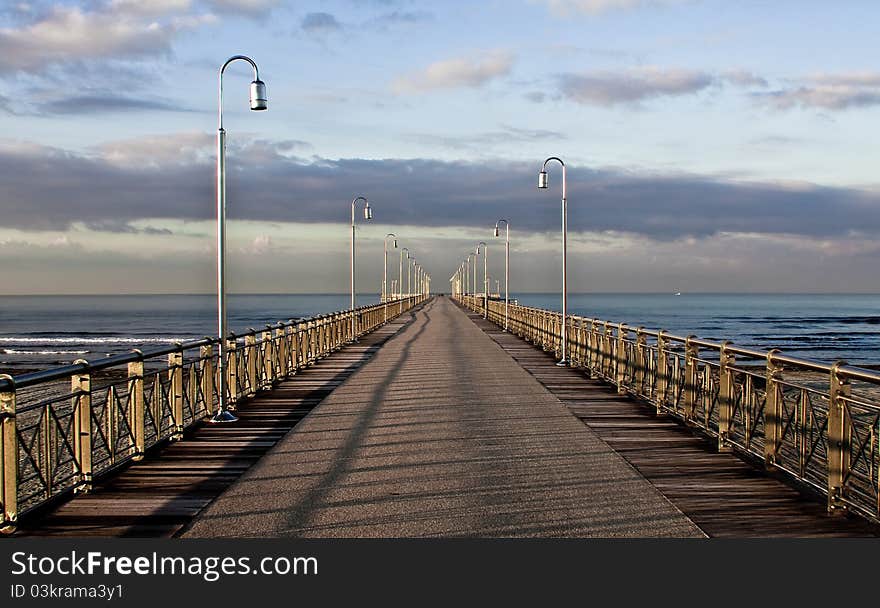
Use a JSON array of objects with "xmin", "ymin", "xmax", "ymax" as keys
[
  {"xmin": 13, "ymin": 296, "xmax": 880, "ymax": 537},
  {"xmin": 12, "ymin": 309, "xmax": 420, "ymax": 537}
]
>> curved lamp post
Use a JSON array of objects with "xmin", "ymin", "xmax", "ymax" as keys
[
  {"xmin": 494, "ymin": 219, "xmax": 510, "ymax": 331},
  {"xmin": 466, "ymin": 253, "xmax": 475, "ymax": 299},
  {"xmin": 212, "ymin": 55, "xmax": 267, "ymax": 424},
  {"xmin": 350, "ymin": 196, "xmax": 372, "ymax": 341},
  {"xmin": 383, "ymin": 231, "xmax": 397, "ymax": 297},
  {"xmin": 408, "ymin": 257, "xmax": 415, "ymax": 298},
  {"xmin": 476, "ymin": 241, "xmax": 488, "ymax": 318},
  {"xmin": 538, "ymin": 156, "xmax": 568, "ymax": 366},
  {"xmin": 399, "ymin": 247, "xmax": 409, "ymax": 311}
]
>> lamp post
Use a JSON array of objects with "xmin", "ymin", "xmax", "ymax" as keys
[
  {"xmin": 399, "ymin": 247, "xmax": 408, "ymax": 312},
  {"xmin": 383, "ymin": 233, "xmax": 397, "ymax": 322},
  {"xmin": 459, "ymin": 263, "xmax": 465, "ymax": 297},
  {"xmin": 350, "ymin": 196, "xmax": 372, "ymax": 342},
  {"xmin": 538, "ymin": 156, "xmax": 568, "ymax": 366},
  {"xmin": 212, "ymin": 55, "xmax": 267, "ymax": 424},
  {"xmin": 466, "ymin": 253, "xmax": 474, "ymax": 300},
  {"xmin": 476, "ymin": 241, "xmax": 488, "ymax": 319},
  {"xmin": 383, "ymin": 234, "xmax": 397, "ymax": 303},
  {"xmin": 494, "ymin": 219, "xmax": 510, "ymax": 331},
  {"xmin": 408, "ymin": 257, "xmax": 415, "ymax": 298}
]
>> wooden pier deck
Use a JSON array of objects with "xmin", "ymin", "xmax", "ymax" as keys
[
  {"xmin": 13, "ymin": 310, "xmax": 420, "ymax": 537},
  {"xmin": 461, "ymin": 306, "xmax": 880, "ymax": 538},
  {"xmin": 13, "ymin": 296, "xmax": 880, "ymax": 537}
]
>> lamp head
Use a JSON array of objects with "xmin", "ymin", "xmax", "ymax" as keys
[
  {"xmin": 493, "ymin": 226, "xmax": 500, "ymax": 237},
  {"xmin": 364, "ymin": 203, "xmax": 372, "ymax": 220},
  {"xmin": 249, "ymin": 79, "xmax": 268, "ymax": 111},
  {"xmin": 538, "ymin": 170, "xmax": 549, "ymax": 189},
  {"xmin": 393, "ymin": 238, "xmax": 398, "ymax": 248}
]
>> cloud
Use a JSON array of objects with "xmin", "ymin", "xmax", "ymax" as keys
[
  {"xmin": 535, "ymin": 0, "xmax": 685, "ymax": 15},
  {"xmin": 369, "ymin": 10, "xmax": 433, "ymax": 28},
  {"xmin": 301, "ymin": 11, "xmax": 343, "ymax": 33},
  {"xmin": 405, "ymin": 125, "xmax": 566, "ymax": 151},
  {"xmin": 557, "ymin": 67, "xmax": 714, "ymax": 106},
  {"xmin": 2, "ymin": 134, "xmax": 880, "ymax": 243},
  {"xmin": 241, "ymin": 233, "xmax": 273, "ymax": 255},
  {"xmin": 109, "ymin": 0, "xmax": 194, "ymax": 16},
  {"xmin": 393, "ymin": 51, "xmax": 514, "ymax": 93},
  {"xmin": 755, "ymin": 73, "xmax": 880, "ymax": 110},
  {"xmin": 83, "ymin": 219, "xmax": 173, "ymax": 235},
  {"xmin": 721, "ymin": 69, "xmax": 768, "ymax": 88},
  {"xmin": 205, "ymin": 0, "xmax": 279, "ymax": 15},
  {"xmin": 35, "ymin": 93, "xmax": 194, "ymax": 115},
  {"xmin": 0, "ymin": 3, "xmax": 215, "ymax": 73}
]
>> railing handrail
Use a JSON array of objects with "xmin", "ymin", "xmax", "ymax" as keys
[
  {"xmin": 0, "ymin": 296, "xmax": 414, "ymax": 392},
  {"xmin": 462, "ymin": 293, "xmax": 880, "ymax": 523},
  {"xmin": 506, "ymin": 303, "xmax": 880, "ymax": 382},
  {"xmin": 1, "ymin": 294, "xmax": 429, "ymax": 533}
]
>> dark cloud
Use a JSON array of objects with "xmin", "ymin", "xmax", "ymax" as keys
[
  {"xmin": 36, "ymin": 93, "xmax": 195, "ymax": 115},
  {"xmin": 2, "ymin": 138, "xmax": 880, "ymax": 241},
  {"xmin": 301, "ymin": 12, "xmax": 343, "ymax": 33},
  {"xmin": 83, "ymin": 220, "xmax": 173, "ymax": 235}
]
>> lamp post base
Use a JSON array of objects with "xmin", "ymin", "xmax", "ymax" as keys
[
  {"xmin": 209, "ymin": 410, "xmax": 239, "ymax": 424},
  {"xmin": 556, "ymin": 359, "xmax": 568, "ymax": 367}
]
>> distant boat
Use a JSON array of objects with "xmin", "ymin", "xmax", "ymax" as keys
[{"xmin": 674, "ymin": 292, "xmax": 682, "ymax": 296}]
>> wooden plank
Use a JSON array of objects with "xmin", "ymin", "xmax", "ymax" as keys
[
  {"xmin": 13, "ymin": 311, "xmax": 419, "ymax": 537},
  {"xmin": 464, "ymin": 306, "xmax": 880, "ymax": 538}
]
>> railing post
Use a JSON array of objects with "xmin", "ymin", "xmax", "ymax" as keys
[
  {"xmin": 656, "ymin": 330, "xmax": 669, "ymax": 414},
  {"xmin": 275, "ymin": 324, "xmax": 287, "ymax": 379},
  {"xmin": 245, "ymin": 331, "xmax": 257, "ymax": 397},
  {"xmin": 763, "ymin": 349, "xmax": 784, "ymax": 468},
  {"xmin": 616, "ymin": 323, "xmax": 628, "ymax": 394},
  {"xmin": 263, "ymin": 327, "xmax": 274, "ymax": 386},
  {"xmin": 226, "ymin": 336, "xmax": 238, "ymax": 408},
  {"xmin": 602, "ymin": 322, "xmax": 613, "ymax": 379},
  {"xmin": 684, "ymin": 336, "xmax": 699, "ymax": 422},
  {"xmin": 71, "ymin": 364, "xmax": 92, "ymax": 493},
  {"xmin": 589, "ymin": 320, "xmax": 600, "ymax": 378},
  {"xmin": 717, "ymin": 341, "xmax": 735, "ymax": 452},
  {"xmin": 1, "ymin": 376, "xmax": 17, "ymax": 534},
  {"xmin": 635, "ymin": 327, "xmax": 647, "ymax": 395},
  {"xmin": 168, "ymin": 349, "xmax": 184, "ymax": 440},
  {"xmin": 128, "ymin": 357, "xmax": 145, "ymax": 459},
  {"xmin": 827, "ymin": 361, "xmax": 852, "ymax": 513},
  {"xmin": 199, "ymin": 344, "xmax": 214, "ymax": 419}
]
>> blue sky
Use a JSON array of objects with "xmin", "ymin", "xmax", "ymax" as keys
[{"xmin": 1, "ymin": 0, "xmax": 879, "ymax": 293}]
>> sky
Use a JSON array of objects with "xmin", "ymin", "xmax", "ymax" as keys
[{"xmin": 1, "ymin": 0, "xmax": 879, "ymax": 294}]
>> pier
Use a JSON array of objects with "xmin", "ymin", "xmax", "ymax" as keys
[{"xmin": 2, "ymin": 295, "xmax": 879, "ymax": 537}]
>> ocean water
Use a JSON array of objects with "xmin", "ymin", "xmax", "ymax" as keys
[
  {"xmin": 0, "ymin": 294, "xmax": 378, "ymax": 374},
  {"xmin": 0, "ymin": 293, "xmax": 878, "ymax": 374},
  {"xmin": 511, "ymin": 293, "xmax": 880, "ymax": 366}
]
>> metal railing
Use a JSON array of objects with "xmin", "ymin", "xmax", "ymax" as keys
[
  {"xmin": 458, "ymin": 294, "xmax": 880, "ymax": 523},
  {"xmin": 0, "ymin": 296, "xmax": 426, "ymax": 533}
]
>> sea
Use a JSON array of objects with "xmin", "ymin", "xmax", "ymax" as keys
[{"xmin": 1, "ymin": 293, "xmax": 879, "ymax": 375}]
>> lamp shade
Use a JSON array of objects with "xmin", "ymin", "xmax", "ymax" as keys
[
  {"xmin": 249, "ymin": 80, "xmax": 268, "ymax": 111},
  {"xmin": 538, "ymin": 170, "xmax": 549, "ymax": 189}
]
